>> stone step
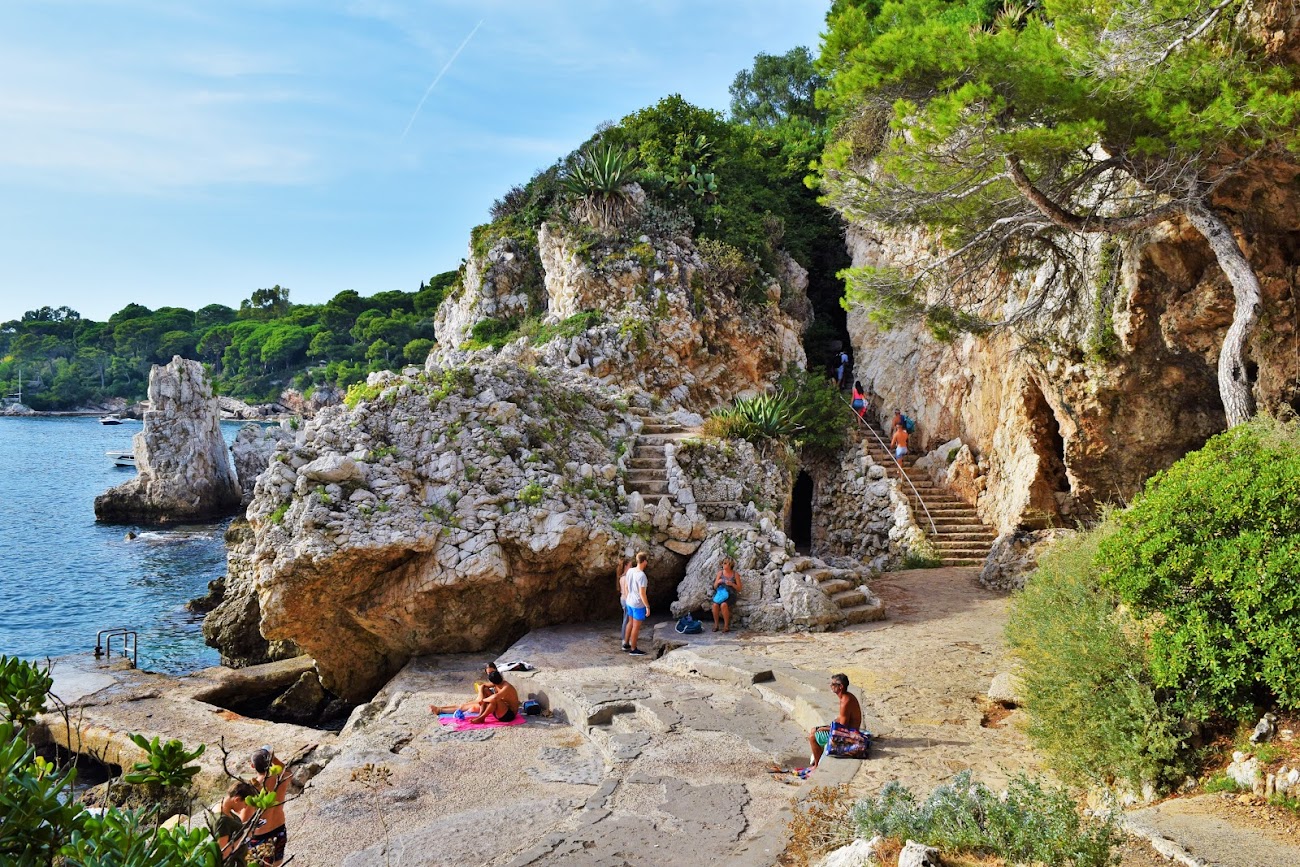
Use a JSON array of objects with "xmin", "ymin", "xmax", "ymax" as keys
[
  {"xmin": 840, "ymin": 601, "xmax": 887, "ymax": 624},
  {"xmin": 935, "ymin": 530, "xmax": 993, "ymax": 543},
  {"xmin": 942, "ymin": 558, "xmax": 984, "ymax": 567},
  {"xmin": 628, "ymin": 480, "xmax": 669, "ymax": 495},
  {"xmin": 818, "ymin": 578, "xmax": 854, "ymax": 596},
  {"xmin": 627, "ymin": 458, "xmax": 662, "ymax": 469},
  {"xmin": 641, "ymin": 424, "xmax": 685, "ymax": 435},
  {"xmin": 831, "ymin": 589, "xmax": 870, "ymax": 607}
]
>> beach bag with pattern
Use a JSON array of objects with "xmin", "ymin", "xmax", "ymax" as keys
[{"xmin": 826, "ymin": 721, "xmax": 871, "ymax": 759}]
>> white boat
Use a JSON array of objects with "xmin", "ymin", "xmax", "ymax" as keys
[
  {"xmin": 106, "ymin": 451, "xmax": 136, "ymax": 467},
  {"xmin": 99, "ymin": 415, "xmax": 124, "ymax": 425}
]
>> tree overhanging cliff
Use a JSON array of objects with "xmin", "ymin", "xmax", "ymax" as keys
[{"xmin": 816, "ymin": 0, "xmax": 1300, "ymax": 425}]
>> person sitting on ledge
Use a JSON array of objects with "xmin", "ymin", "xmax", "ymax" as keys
[
  {"xmin": 807, "ymin": 672, "xmax": 863, "ymax": 771},
  {"xmin": 432, "ymin": 667, "xmax": 521, "ymax": 723}
]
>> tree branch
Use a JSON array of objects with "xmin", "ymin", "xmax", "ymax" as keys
[{"xmin": 1005, "ymin": 154, "xmax": 1185, "ymax": 234}]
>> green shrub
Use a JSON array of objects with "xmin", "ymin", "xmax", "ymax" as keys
[
  {"xmin": 704, "ymin": 391, "xmax": 801, "ymax": 446},
  {"xmin": 1097, "ymin": 417, "xmax": 1300, "ymax": 720},
  {"xmin": 466, "ymin": 317, "xmax": 521, "ymax": 350},
  {"xmin": 122, "ymin": 734, "xmax": 205, "ymax": 789},
  {"xmin": 1006, "ymin": 522, "xmax": 1192, "ymax": 792},
  {"xmin": 852, "ymin": 771, "xmax": 1120, "ymax": 867},
  {"xmin": 517, "ymin": 483, "xmax": 545, "ymax": 507},
  {"xmin": 777, "ymin": 366, "xmax": 848, "ymax": 455},
  {"xmin": 0, "ymin": 655, "xmax": 52, "ymax": 730}
]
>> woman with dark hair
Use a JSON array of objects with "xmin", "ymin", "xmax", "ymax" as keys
[
  {"xmin": 851, "ymin": 381, "xmax": 868, "ymax": 420},
  {"xmin": 247, "ymin": 747, "xmax": 293, "ymax": 866}
]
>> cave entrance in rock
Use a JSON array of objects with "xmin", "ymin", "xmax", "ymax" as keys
[
  {"xmin": 1025, "ymin": 380, "xmax": 1070, "ymax": 495},
  {"xmin": 791, "ymin": 471, "xmax": 814, "ymax": 553}
]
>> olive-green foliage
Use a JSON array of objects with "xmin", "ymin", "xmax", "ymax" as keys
[
  {"xmin": 818, "ymin": 0, "xmax": 1300, "ymax": 341},
  {"xmin": 693, "ymin": 238, "xmax": 764, "ymax": 306},
  {"xmin": 729, "ymin": 46, "xmax": 827, "ymax": 129},
  {"xmin": 852, "ymin": 771, "xmax": 1120, "ymax": 867},
  {"xmin": 1097, "ymin": 417, "xmax": 1300, "ymax": 719},
  {"xmin": 0, "ymin": 272, "xmax": 457, "ymax": 409},
  {"xmin": 560, "ymin": 144, "xmax": 640, "ymax": 228},
  {"xmin": 704, "ymin": 391, "xmax": 802, "ymax": 446},
  {"xmin": 776, "ymin": 366, "xmax": 848, "ymax": 455},
  {"xmin": 0, "ymin": 657, "xmax": 218, "ymax": 865},
  {"xmin": 1007, "ymin": 523, "xmax": 1192, "ymax": 791},
  {"xmin": 466, "ymin": 317, "xmax": 521, "ymax": 351},
  {"xmin": 122, "ymin": 734, "xmax": 205, "ymax": 788},
  {"xmin": 517, "ymin": 482, "xmax": 545, "ymax": 506},
  {"xmin": 0, "ymin": 655, "xmax": 52, "ymax": 729},
  {"xmin": 705, "ymin": 369, "xmax": 848, "ymax": 456}
]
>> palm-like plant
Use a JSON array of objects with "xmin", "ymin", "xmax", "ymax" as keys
[
  {"xmin": 561, "ymin": 144, "xmax": 639, "ymax": 231},
  {"xmin": 705, "ymin": 391, "xmax": 803, "ymax": 447}
]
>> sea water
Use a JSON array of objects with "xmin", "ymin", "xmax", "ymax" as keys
[{"xmin": 0, "ymin": 416, "xmax": 251, "ymax": 673}]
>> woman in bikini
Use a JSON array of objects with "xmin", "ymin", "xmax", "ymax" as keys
[{"xmin": 711, "ymin": 556, "xmax": 743, "ymax": 633}]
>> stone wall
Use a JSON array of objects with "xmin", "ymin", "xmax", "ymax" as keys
[
  {"xmin": 805, "ymin": 442, "xmax": 923, "ymax": 571},
  {"xmin": 670, "ymin": 436, "xmax": 791, "ymax": 521}
]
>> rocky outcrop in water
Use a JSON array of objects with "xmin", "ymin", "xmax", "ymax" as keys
[{"xmin": 94, "ymin": 356, "xmax": 241, "ymax": 524}]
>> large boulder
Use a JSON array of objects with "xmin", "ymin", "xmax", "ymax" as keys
[
  {"xmin": 219, "ymin": 364, "xmax": 667, "ymax": 701},
  {"xmin": 95, "ymin": 357, "xmax": 241, "ymax": 524},
  {"xmin": 979, "ymin": 528, "xmax": 1075, "ymax": 592},
  {"xmin": 231, "ymin": 423, "xmax": 295, "ymax": 506}
]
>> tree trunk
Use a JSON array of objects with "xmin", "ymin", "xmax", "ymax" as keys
[{"xmin": 1184, "ymin": 204, "xmax": 1261, "ymax": 426}]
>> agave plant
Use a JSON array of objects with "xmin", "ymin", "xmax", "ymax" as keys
[
  {"xmin": 561, "ymin": 144, "xmax": 640, "ymax": 231},
  {"xmin": 704, "ymin": 390, "xmax": 803, "ymax": 448}
]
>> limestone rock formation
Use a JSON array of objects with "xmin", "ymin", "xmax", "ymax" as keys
[
  {"xmin": 202, "ymin": 519, "xmax": 299, "ymax": 668},
  {"xmin": 432, "ymin": 213, "xmax": 807, "ymax": 409},
  {"xmin": 231, "ymin": 422, "xmax": 295, "ymax": 506},
  {"xmin": 979, "ymin": 528, "xmax": 1076, "ymax": 592},
  {"xmin": 223, "ymin": 364, "xmax": 689, "ymax": 700},
  {"xmin": 841, "ymin": 171, "xmax": 1300, "ymax": 533},
  {"xmin": 95, "ymin": 356, "xmax": 241, "ymax": 524}
]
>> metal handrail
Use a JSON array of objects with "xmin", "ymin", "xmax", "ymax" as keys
[{"xmin": 840, "ymin": 394, "xmax": 939, "ymax": 537}]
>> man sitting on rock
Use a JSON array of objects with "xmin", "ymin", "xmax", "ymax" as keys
[
  {"xmin": 433, "ymin": 666, "xmax": 522, "ymax": 723},
  {"xmin": 807, "ymin": 673, "xmax": 864, "ymax": 772}
]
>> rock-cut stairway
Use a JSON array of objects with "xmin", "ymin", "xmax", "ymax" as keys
[
  {"xmin": 859, "ymin": 420, "xmax": 997, "ymax": 567},
  {"xmin": 624, "ymin": 415, "xmax": 692, "ymax": 509}
]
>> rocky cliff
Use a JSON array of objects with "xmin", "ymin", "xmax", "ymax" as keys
[
  {"xmin": 842, "ymin": 204, "xmax": 1300, "ymax": 534},
  {"xmin": 95, "ymin": 356, "xmax": 241, "ymax": 524},
  {"xmin": 434, "ymin": 203, "xmax": 807, "ymax": 409}
]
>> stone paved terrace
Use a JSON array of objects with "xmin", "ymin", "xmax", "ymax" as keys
[{"xmin": 41, "ymin": 567, "xmax": 1040, "ymax": 866}]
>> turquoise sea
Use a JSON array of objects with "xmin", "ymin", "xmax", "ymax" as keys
[{"xmin": 0, "ymin": 416, "xmax": 247, "ymax": 673}]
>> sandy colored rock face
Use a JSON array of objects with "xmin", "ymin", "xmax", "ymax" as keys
[
  {"xmin": 94, "ymin": 356, "xmax": 241, "ymax": 524},
  {"xmin": 842, "ymin": 219, "xmax": 1254, "ymax": 533},
  {"xmin": 231, "ymin": 422, "xmax": 295, "ymax": 505}
]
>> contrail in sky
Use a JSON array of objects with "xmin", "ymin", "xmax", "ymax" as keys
[{"xmin": 400, "ymin": 18, "xmax": 485, "ymax": 142}]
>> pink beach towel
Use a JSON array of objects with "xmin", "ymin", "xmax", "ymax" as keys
[{"xmin": 437, "ymin": 713, "xmax": 527, "ymax": 731}]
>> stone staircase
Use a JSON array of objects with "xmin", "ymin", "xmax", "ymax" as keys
[
  {"xmin": 858, "ymin": 420, "xmax": 997, "ymax": 567},
  {"xmin": 624, "ymin": 415, "xmax": 692, "ymax": 509}
]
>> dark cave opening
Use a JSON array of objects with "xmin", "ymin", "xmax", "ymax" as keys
[
  {"xmin": 791, "ymin": 471, "xmax": 814, "ymax": 552},
  {"xmin": 1025, "ymin": 380, "xmax": 1071, "ymax": 495}
]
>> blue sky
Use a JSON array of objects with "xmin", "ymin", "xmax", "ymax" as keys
[{"xmin": 0, "ymin": 1, "xmax": 829, "ymax": 323}]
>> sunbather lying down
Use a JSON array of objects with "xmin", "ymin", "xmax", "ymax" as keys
[{"xmin": 431, "ymin": 665, "xmax": 522, "ymax": 723}]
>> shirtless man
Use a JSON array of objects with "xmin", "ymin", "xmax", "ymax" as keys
[
  {"xmin": 807, "ymin": 673, "xmax": 863, "ymax": 770},
  {"xmin": 434, "ymin": 668, "xmax": 522, "ymax": 723},
  {"xmin": 247, "ymin": 747, "xmax": 293, "ymax": 866},
  {"xmin": 890, "ymin": 422, "xmax": 910, "ymax": 460}
]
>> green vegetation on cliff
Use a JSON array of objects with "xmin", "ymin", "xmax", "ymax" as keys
[
  {"xmin": 1008, "ymin": 417, "xmax": 1300, "ymax": 792},
  {"xmin": 817, "ymin": 0, "xmax": 1300, "ymax": 423},
  {"xmin": 0, "ymin": 274, "xmax": 455, "ymax": 409}
]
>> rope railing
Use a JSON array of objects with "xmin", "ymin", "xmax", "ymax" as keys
[{"xmin": 839, "ymin": 394, "xmax": 939, "ymax": 538}]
